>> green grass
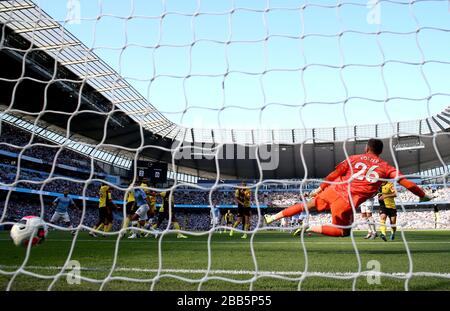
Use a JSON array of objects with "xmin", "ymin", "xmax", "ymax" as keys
[{"xmin": 0, "ymin": 230, "xmax": 449, "ymax": 291}]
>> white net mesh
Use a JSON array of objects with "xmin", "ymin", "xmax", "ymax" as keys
[{"xmin": 0, "ymin": 0, "xmax": 449, "ymax": 291}]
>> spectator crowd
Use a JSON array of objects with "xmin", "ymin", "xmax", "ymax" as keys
[
  {"xmin": 1, "ymin": 122, "xmax": 103, "ymax": 170},
  {"xmin": 1, "ymin": 120, "xmax": 449, "ymax": 232}
]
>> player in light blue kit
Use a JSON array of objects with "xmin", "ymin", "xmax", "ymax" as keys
[
  {"xmin": 128, "ymin": 184, "xmax": 150, "ymax": 239},
  {"xmin": 50, "ymin": 190, "xmax": 79, "ymax": 234},
  {"xmin": 211, "ymin": 203, "xmax": 222, "ymax": 232}
]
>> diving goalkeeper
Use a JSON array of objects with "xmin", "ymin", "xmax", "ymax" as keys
[{"xmin": 265, "ymin": 139, "xmax": 432, "ymax": 237}]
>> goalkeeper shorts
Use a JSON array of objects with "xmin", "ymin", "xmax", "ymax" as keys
[{"xmin": 314, "ymin": 187, "xmax": 354, "ymax": 228}]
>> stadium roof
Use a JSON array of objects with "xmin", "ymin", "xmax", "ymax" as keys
[
  {"xmin": 0, "ymin": 0, "xmax": 449, "ymax": 179},
  {"xmin": 0, "ymin": 0, "xmax": 178, "ymax": 139}
]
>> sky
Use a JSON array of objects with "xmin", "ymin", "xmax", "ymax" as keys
[{"xmin": 32, "ymin": 0, "xmax": 450, "ymax": 131}]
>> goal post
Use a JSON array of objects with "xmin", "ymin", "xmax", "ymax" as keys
[{"xmin": 0, "ymin": 0, "xmax": 449, "ymax": 292}]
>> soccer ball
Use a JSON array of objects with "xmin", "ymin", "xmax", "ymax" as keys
[{"xmin": 10, "ymin": 216, "xmax": 48, "ymax": 247}]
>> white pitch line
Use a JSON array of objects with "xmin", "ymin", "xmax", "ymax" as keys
[
  {"xmin": 1, "ymin": 238, "xmax": 450, "ymax": 245},
  {"xmin": 1, "ymin": 265, "xmax": 450, "ymax": 278}
]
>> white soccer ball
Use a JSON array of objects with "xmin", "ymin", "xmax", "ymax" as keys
[{"xmin": 10, "ymin": 216, "xmax": 48, "ymax": 247}]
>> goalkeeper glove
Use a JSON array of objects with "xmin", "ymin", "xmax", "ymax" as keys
[
  {"xmin": 419, "ymin": 194, "xmax": 433, "ymax": 203},
  {"xmin": 159, "ymin": 207, "xmax": 164, "ymax": 213}
]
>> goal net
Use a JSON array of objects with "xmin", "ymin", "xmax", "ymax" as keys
[{"xmin": 0, "ymin": 0, "xmax": 449, "ymax": 291}]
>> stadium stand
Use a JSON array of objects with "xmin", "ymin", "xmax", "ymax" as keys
[{"xmin": 2, "ymin": 128, "xmax": 449, "ymax": 232}]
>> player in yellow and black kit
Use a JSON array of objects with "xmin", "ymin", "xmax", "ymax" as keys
[
  {"xmin": 223, "ymin": 209, "xmax": 234, "ymax": 233},
  {"xmin": 147, "ymin": 190, "xmax": 157, "ymax": 217},
  {"xmin": 152, "ymin": 189, "xmax": 187, "ymax": 239},
  {"xmin": 378, "ymin": 181, "xmax": 397, "ymax": 241},
  {"xmin": 90, "ymin": 183, "xmax": 110, "ymax": 237},
  {"xmin": 230, "ymin": 181, "xmax": 251, "ymax": 239},
  {"xmin": 104, "ymin": 186, "xmax": 116, "ymax": 233},
  {"xmin": 121, "ymin": 182, "xmax": 136, "ymax": 236}
]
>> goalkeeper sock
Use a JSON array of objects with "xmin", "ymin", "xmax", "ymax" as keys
[
  {"xmin": 272, "ymin": 203, "xmax": 304, "ymax": 221},
  {"xmin": 380, "ymin": 219, "xmax": 387, "ymax": 236},
  {"xmin": 244, "ymin": 223, "xmax": 250, "ymax": 232}
]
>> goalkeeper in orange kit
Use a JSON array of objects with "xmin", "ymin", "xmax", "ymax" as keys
[{"xmin": 265, "ymin": 139, "xmax": 432, "ymax": 237}]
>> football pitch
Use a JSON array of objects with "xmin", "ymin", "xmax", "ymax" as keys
[{"xmin": 1, "ymin": 230, "xmax": 449, "ymax": 291}]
